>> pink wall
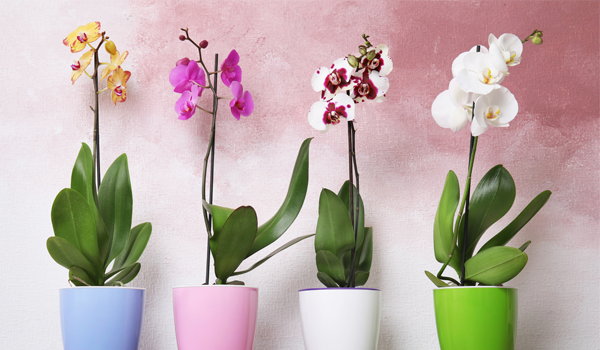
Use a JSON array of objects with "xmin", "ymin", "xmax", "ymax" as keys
[{"xmin": 1, "ymin": 1, "xmax": 598, "ymax": 349}]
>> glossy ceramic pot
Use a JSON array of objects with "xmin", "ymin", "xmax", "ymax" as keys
[
  {"xmin": 173, "ymin": 285, "xmax": 258, "ymax": 350},
  {"xmin": 434, "ymin": 286, "xmax": 518, "ymax": 350}
]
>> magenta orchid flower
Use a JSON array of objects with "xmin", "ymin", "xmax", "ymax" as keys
[
  {"xmin": 307, "ymin": 93, "xmax": 355, "ymax": 132},
  {"xmin": 220, "ymin": 50, "xmax": 242, "ymax": 87},
  {"xmin": 229, "ymin": 81, "xmax": 254, "ymax": 120},
  {"xmin": 350, "ymin": 70, "xmax": 389, "ymax": 103},
  {"xmin": 311, "ymin": 57, "xmax": 356, "ymax": 101},
  {"xmin": 169, "ymin": 58, "xmax": 206, "ymax": 96},
  {"xmin": 175, "ymin": 85, "xmax": 200, "ymax": 120}
]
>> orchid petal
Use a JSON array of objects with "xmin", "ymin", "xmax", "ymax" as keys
[
  {"xmin": 240, "ymin": 91, "xmax": 254, "ymax": 117},
  {"xmin": 307, "ymin": 101, "xmax": 328, "ymax": 132},
  {"xmin": 311, "ymin": 67, "xmax": 330, "ymax": 92},
  {"xmin": 230, "ymin": 81, "xmax": 243, "ymax": 99}
]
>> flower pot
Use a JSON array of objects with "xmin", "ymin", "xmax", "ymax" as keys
[
  {"xmin": 434, "ymin": 286, "xmax": 517, "ymax": 350},
  {"xmin": 59, "ymin": 287, "xmax": 145, "ymax": 350},
  {"xmin": 299, "ymin": 288, "xmax": 381, "ymax": 350},
  {"xmin": 173, "ymin": 285, "xmax": 258, "ymax": 350}
]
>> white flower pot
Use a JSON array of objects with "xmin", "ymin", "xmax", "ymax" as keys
[{"xmin": 299, "ymin": 288, "xmax": 381, "ymax": 350}]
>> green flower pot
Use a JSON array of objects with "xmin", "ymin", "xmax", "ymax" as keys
[{"xmin": 433, "ymin": 287, "xmax": 517, "ymax": 350}]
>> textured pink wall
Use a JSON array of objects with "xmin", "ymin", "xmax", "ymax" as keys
[{"xmin": 0, "ymin": 1, "xmax": 598, "ymax": 349}]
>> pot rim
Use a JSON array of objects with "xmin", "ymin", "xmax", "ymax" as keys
[
  {"xmin": 173, "ymin": 285, "xmax": 258, "ymax": 291},
  {"xmin": 59, "ymin": 286, "xmax": 145, "ymax": 291},
  {"xmin": 299, "ymin": 287, "xmax": 380, "ymax": 292},
  {"xmin": 433, "ymin": 286, "xmax": 517, "ymax": 290}
]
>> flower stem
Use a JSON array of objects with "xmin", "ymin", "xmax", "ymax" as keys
[
  {"xmin": 91, "ymin": 34, "xmax": 106, "ymax": 205},
  {"xmin": 346, "ymin": 121, "xmax": 360, "ymax": 288},
  {"xmin": 460, "ymin": 132, "xmax": 477, "ymax": 285}
]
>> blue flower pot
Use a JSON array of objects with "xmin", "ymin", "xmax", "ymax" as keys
[{"xmin": 59, "ymin": 287, "xmax": 145, "ymax": 350}]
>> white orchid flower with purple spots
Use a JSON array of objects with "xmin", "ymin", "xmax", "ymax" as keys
[
  {"xmin": 311, "ymin": 57, "xmax": 356, "ymax": 101},
  {"xmin": 350, "ymin": 70, "xmax": 389, "ymax": 103},
  {"xmin": 432, "ymin": 79, "xmax": 480, "ymax": 132},
  {"xmin": 456, "ymin": 51, "xmax": 506, "ymax": 95},
  {"xmin": 360, "ymin": 44, "xmax": 393, "ymax": 76},
  {"xmin": 470, "ymin": 86, "xmax": 518, "ymax": 136},
  {"xmin": 488, "ymin": 33, "xmax": 523, "ymax": 75},
  {"xmin": 307, "ymin": 93, "xmax": 355, "ymax": 132}
]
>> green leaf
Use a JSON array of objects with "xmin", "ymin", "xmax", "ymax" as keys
[
  {"xmin": 247, "ymin": 138, "xmax": 312, "ymax": 257},
  {"xmin": 207, "ymin": 203, "xmax": 235, "ymax": 253},
  {"xmin": 315, "ymin": 189, "xmax": 355, "ymax": 260},
  {"xmin": 98, "ymin": 154, "xmax": 133, "ymax": 266},
  {"xmin": 69, "ymin": 143, "xmax": 109, "ymax": 265},
  {"xmin": 356, "ymin": 227, "xmax": 373, "ymax": 274},
  {"xmin": 479, "ymin": 191, "xmax": 551, "ymax": 253},
  {"xmin": 69, "ymin": 266, "xmax": 96, "ymax": 286},
  {"xmin": 111, "ymin": 222, "xmax": 152, "ymax": 272},
  {"xmin": 232, "ymin": 234, "xmax": 314, "ymax": 276},
  {"xmin": 47, "ymin": 237, "xmax": 97, "ymax": 279},
  {"xmin": 459, "ymin": 165, "xmax": 516, "ymax": 260},
  {"xmin": 337, "ymin": 181, "xmax": 365, "ymax": 249},
  {"xmin": 316, "ymin": 250, "xmax": 347, "ymax": 286},
  {"xmin": 425, "ymin": 270, "xmax": 449, "ymax": 288},
  {"xmin": 434, "ymin": 171, "xmax": 461, "ymax": 272},
  {"xmin": 317, "ymin": 271, "xmax": 340, "ymax": 288},
  {"xmin": 51, "ymin": 189, "xmax": 102, "ymax": 274},
  {"xmin": 105, "ymin": 263, "xmax": 141, "ymax": 285},
  {"xmin": 518, "ymin": 241, "xmax": 531, "ymax": 252},
  {"xmin": 214, "ymin": 206, "xmax": 257, "ymax": 283},
  {"xmin": 354, "ymin": 272, "xmax": 370, "ymax": 287},
  {"xmin": 465, "ymin": 246, "xmax": 528, "ymax": 285}
]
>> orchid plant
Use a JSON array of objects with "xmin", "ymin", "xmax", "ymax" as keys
[
  {"xmin": 47, "ymin": 22, "xmax": 152, "ymax": 286},
  {"xmin": 172, "ymin": 29, "xmax": 313, "ymax": 285},
  {"xmin": 308, "ymin": 35, "xmax": 393, "ymax": 288},
  {"xmin": 426, "ymin": 30, "xmax": 551, "ymax": 287}
]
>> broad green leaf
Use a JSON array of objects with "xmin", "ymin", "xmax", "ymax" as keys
[
  {"xmin": 247, "ymin": 138, "xmax": 312, "ymax": 257},
  {"xmin": 315, "ymin": 189, "xmax": 355, "ymax": 260},
  {"xmin": 354, "ymin": 272, "xmax": 370, "ymax": 287},
  {"xmin": 337, "ymin": 181, "xmax": 365, "ymax": 249},
  {"xmin": 214, "ymin": 206, "xmax": 257, "ymax": 283},
  {"xmin": 98, "ymin": 154, "xmax": 133, "ymax": 266},
  {"xmin": 207, "ymin": 203, "xmax": 235, "ymax": 254},
  {"xmin": 518, "ymin": 241, "xmax": 531, "ymax": 252},
  {"xmin": 69, "ymin": 266, "xmax": 96, "ymax": 286},
  {"xmin": 111, "ymin": 222, "xmax": 152, "ymax": 272},
  {"xmin": 356, "ymin": 227, "xmax": 373, "ymax": 274},
  {"xmin": 465, "ymin": 246, "xmax": 528, "ymax": 285},
  {"xmin": 51, "ymin": 189, "xmax": 102, "ymax": 273},
  {"xmin": 69, "ymin": 143, "xmax": 109, "ymax": 265},
  {"xmin": 47, "ymin": 237, "xmax": 97, "ymax": 279},
  {"xmin": 434, "ymin": 171, "xmax": 461, "ymax": 272},
  {"xmin": 459, "ymin": 165, "xmax": 516, "ymax": 260},
  {"xmin": 232, "ymin": 234, "xmax": 314, "ymax": 276},
  {"xmin": 425, "ymin": 270, "xmax": 449, "ymax": 288},
  {"xmin": 105, "ymin": 263, "xmax": 140, "ymax": 285},
  {"xmin": 317, "ymin": 271, "xmax": 340, "ymax": 288},
  {"xmin": 479, "ymin": 190, "xmax": 551, "ymax": 253},
  {"xmin": 316, "ymin": 250, "xmax": 347, "ymax": 286}
]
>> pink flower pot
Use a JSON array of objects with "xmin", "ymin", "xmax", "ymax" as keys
[{"xmin": 173, "ymin": 285, "xmax": 258, "ymax": 350}]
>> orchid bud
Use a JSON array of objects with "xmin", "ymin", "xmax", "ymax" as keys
[
  {"xmin": 199, "ymin": 40, "xmax": 208, "ymax": 49},
  {"xmin": 179, "ymin": 35, "xmax": 186, "ymax": 41},
  {"xmin": 366, "ymin": 50, "xmax": 377, "ymax": 61},
  {"xmin": 359, "ymin": 45, "xmax": 367, "ymax": 55},
  {"xmin": 347, "ymin": 55, "xmax": 359, "ymax": 68},
  {"xmin": 105, "ymin": 40, "xmax": 117, "ymax": 55},
  {"xmin": 532, "ymin": 34, "xmax": 543, "ymax": 45}
]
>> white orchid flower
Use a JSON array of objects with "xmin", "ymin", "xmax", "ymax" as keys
[
  {"xmin": 311, "ymin": 57, "xmax": 356, "ymax": 101},
  {"xmin": 350, "ymin": 70, "xmax": 389, "ymax": 103},
  {"xmin": 432, "ymin": 79, "xmax": 479, "ymax": 132},
  {"xmin": 452, "ymin": 45, "xmax": 489, "ymax": 78},
  {"xmin": 360, "ymin": 44, "xmax": 393, "ymax": 76},
  {"xmin": 488, "ymin": 33, "xmax": 523, "ymax": 73},
  {"xmin": 307, "ymin": 93, "xmax": 356, "ymax": 133},
  {"xmin": 471, "ymin": 86, "xmax": 519, "ymax": 136},
  {"xmin": 456, "ymin": 51, "xmax": 506, "ymax": 95}
]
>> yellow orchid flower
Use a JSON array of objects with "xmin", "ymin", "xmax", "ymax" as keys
[
  {"xmin": 63, "ymin": 22, "xmax": 101, "ymax": 53},
  {"xmin": 70, "ymin": 50, "xmax": 94, "ymax": 84},
  {"xmin": 107, "ymin": 67, "xmax": 131, "ymax": 105},
  {"xmin": 100, "ymin": 49, "xmax": 129, "ymax": 81}
]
